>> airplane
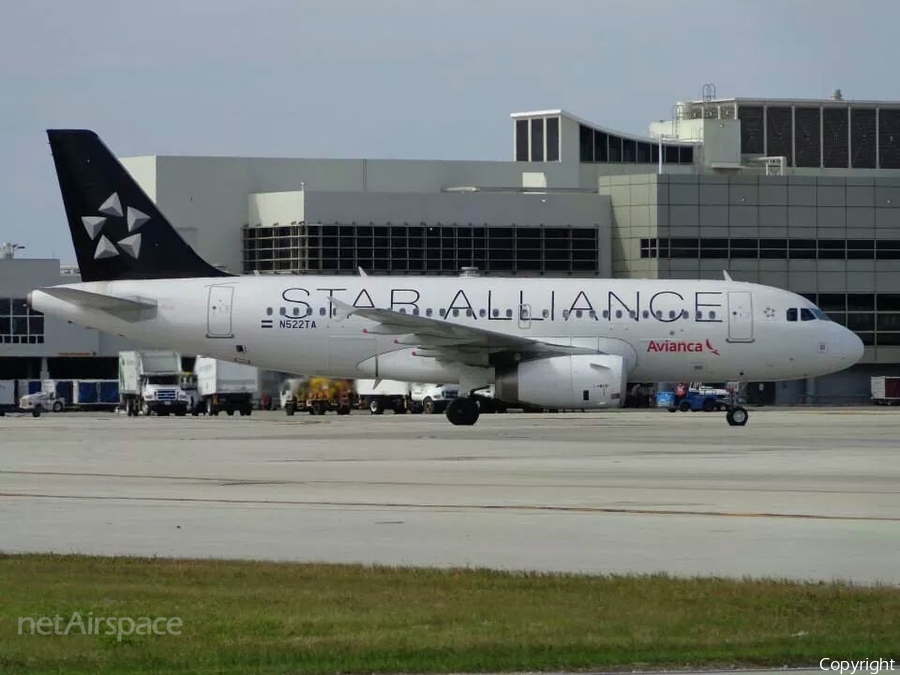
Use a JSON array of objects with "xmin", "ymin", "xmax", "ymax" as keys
[{"xmin": 29, "ymin": 130, "xmax": 864, "ymax": 427}]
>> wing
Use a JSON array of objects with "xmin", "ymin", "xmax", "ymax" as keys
[{"xmin": 334, "ymin": 300, "xmax": 597, "ymax": 366}]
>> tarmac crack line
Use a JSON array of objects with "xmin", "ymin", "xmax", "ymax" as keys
[
  {"xmin": 1, "ymin": 491, "xmax": 898, "ymax": 522},
  {"xmin": 0, "ymin": 471, "xmax": 896, "ymax": 495}
]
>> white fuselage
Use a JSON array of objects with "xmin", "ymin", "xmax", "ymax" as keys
[{"xmin": 31, "ymin": 276, "xmax": 864, "ymax": 385}]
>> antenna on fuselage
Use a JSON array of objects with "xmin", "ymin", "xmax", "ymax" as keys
[
  {"xmin": 722, "ymin": 270, "xmax": 733, "ymax": 282},
  {"xmin": 358, "ymin": 267, "xmax": 368, "ymax": 277}
]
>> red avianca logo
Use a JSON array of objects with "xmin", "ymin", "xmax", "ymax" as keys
[{"xmin": 647, "ymin": 339, "xmax": 720, "ymax": 356}]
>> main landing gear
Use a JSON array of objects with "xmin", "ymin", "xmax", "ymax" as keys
[{"xmin": 445, "ymin": 397, "xmax": 480, "ymax": 426}]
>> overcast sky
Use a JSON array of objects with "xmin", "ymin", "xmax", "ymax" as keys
[{"xmin": 3, "ymin": 0, "xmax": 898, "ymax": 261}]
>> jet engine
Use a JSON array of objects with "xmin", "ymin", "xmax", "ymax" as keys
[{"xmin": 494, "ymin": 354, "xmax": 627, "ymax": 409}]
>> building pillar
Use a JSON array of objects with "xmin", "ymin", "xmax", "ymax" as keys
[
  {"xmin": 40, "ymin": 357, "xmax": 49, "ymax": 380},
  {"xmin": 804, "ymin": 376, "xmax": 816, "ymax": 404}
]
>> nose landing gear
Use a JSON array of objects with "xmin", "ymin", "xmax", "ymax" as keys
[{"xmin": 723, "ymin": 384, "xmax": 748, "ymax": 426}]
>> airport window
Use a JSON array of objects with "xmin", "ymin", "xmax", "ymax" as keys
[
  {"xmin": 851, "ymin": 108, "xmax": 877, "ymax": 169},
  {"xmin": 876, "ymin": 240, "xmax": 900, "ymax": 260},
  {"xmin": 679, "ymin": 145, "xmax": 694, "ymax": 164},
  {"xmin": 766, "ymin": 106, "xmax": 793, "ymax": 166},
  {"xmin": 515, "ymin": 119, "xmax": 529, "ymax": 162},
  {"xmin": 848, "ymin": 240, "xmax": 875, "ymax": 259},
  {"xmin": 848, "ymin": 294, "xmax": 876, "ymax": 311},
  {"xmin": 664, "ymin": 145, "xmax": 679, "ymax": 164},
  {"xmin": 729, "ymin": 238, "xmax": 759, "ymax": 259},
  {"xmin": 637, "ymin": 141, "xmax": 652, "ymax": 163},
  {"xmin": 594, "ymin": 130, "xmax": 608, "ymax": 162},
  {"xmin": 579, "ymin": 124, "xmax": 594, "ymax": 162},
  {"xmin": 531, "ymin": 118, "xmax": 544, "ymax": 162},
  {"xmin": 670, "ymin": 238, "xmax": 699, "ymax": 259},
  {"xmin": 823, "ymin": 107, "xmax": 850, "ymax": 168},
  {"xmin": 546, "ymin": 117, "xmax": 560, "ymax": 162},
  {"xmin": 622, "ymin": 139, "xmax": 637, "ymax": 163},
  {"xmin": 879, "ymin": 109, "xmax": 900, "ymax": 169},
  {"xmin": 878, "ymin": 294, "xmax": 900, "ymax": 311},
  {"xmin": 849, "ymin": 313, "xmax": 876, "ymax": 331},
  {"xmin": 818, "ymin": 239, "xmax": 846, "ymax": 260},
  {"xmin": 788, "ymin": 239, "xmax": 817, "ymax": 259},
  {"xmin": 738, "ymin": 105, "xmax": 764, "ymax": 154},
  {"xmin": 877, "ymin": 314, "xmax": 900, "ymax": 331},
  {"xmin": 794, "ymin": 107, "xmax": 822, "ymax": 168},
  {"xmin": 0, "ymin": 297, "xmax": 44, "ymax": 344},
  {"xmin": 760, "ymin": 238, "xmax": 787, "ymax": 259},
  {"xmin": 699, "ymin": 238, "xmax": 728, "ymax": 259},
  {"xmin": 876, "ymin": 333, "xmax": 900, "ymax": 346},
  {"xmin": 818, "ymin": 294, "xmax": 846, "ymax": 312},
  {"xmin": 608, "ymin": 135, "xmax": 622, "ymax": 162}
]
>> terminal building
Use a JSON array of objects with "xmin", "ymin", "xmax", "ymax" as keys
[{"xmin": 4, "ymin": 86, "xmax": 900, "ymax": 403}]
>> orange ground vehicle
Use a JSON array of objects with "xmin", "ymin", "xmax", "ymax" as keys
[{"xmin": 284, "ymin": 376, "xmax": 354, "ymax": 416}]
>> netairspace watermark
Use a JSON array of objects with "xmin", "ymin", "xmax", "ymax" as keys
[
  {"xmin": 18, "ymin": 613, "xmax": 182, "ymax": 642},
  {"xmin": 820, "ymin": 659, "xmax": 897, "ymax": 675}
]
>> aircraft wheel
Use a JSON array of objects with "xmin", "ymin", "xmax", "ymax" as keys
[
  {"xmin": 370, "ymin": 398, "xmax": 384, "ymax": 415},
  {"xmin": 422, "ymin": 398, "xmax": 435, "ymax": 414},
  {"xmin": 446, "ymin": 398, "xmax": 479, "ymax": 426},
  {"xmin": 727, "ymin": 406, "xmax": 749, "ymax": 427}
]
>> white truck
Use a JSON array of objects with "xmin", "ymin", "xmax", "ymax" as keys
[
  {"xmin": 355, "ymin": 379, "xmax": 410, "ymax": 414},
  {"xmin": 119, "ymin": 350, "xmax": 193, "ymax": 416},
  {"xmin": 194, "ymin": 356, "xmax": 258, "ymax": 416},
  {"xmin": 355, "ymin": 380, "xmax": 460, "ymax": 414}
]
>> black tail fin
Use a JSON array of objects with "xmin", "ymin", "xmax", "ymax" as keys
[{"xmin": 47, "ymin": 129, "xmax": 230, "ymax": 282}]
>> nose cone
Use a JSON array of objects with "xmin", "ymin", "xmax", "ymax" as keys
[{"xmin": 836, "ymin": 325, "xmax": 865, "ymax": 366}]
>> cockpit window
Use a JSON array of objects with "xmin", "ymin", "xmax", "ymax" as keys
[{"xmin": 787, "ymin": 307, "xmax": 829, "ymax": 322}]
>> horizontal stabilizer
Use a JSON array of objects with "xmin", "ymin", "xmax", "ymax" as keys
[{"xmin": 38, "ymin": 286, "xmax": 157, "ymax": 320}]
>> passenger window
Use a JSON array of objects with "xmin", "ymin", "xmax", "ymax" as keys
[
  {"xmin": 629, "ymin": 310, "xmax": 636, "ymax": 319},
  {"xmin": 616, "ymin": 310, "xmax": 623, "ymax": 319},
  {"xmin": 452, "ymin": 309, "xmax": 459, "ymax": 317},
  {"xmin": 426, "ymin": 308, "xmax": 433, "ymax": 317},
  {"xmin": 399, "ymin": 308, "xmax": 407, "ymax": 314},
  {"xmin": 709, "ymin": 311, "xmax": 716, "ymax": 319},
  {"xmin": 492, "ymin": 308, "xmax": 500, "ymax": 317},
  {"xmin": 266, "ymin": 307, "xmax": 273, "ymax": 316},
  {"xmin": 319, "ymin": 307, "xmax": 326, "ymax": 316},
  {"xmin": 655, "ymin": 310, "xmax": 663, "ymax": 319},
  {"xmin": 786, "ymin": 308, "xmax": 797, "ymax": 322},
  {"xmin": 800, "ymin": 308, "xmax": 815, "ymax": 321},
  {"xmin": 696, "ymin": 311, "xmax": 703, "ymax": 319},
  {"xmin": 413, "ymin": 308, "xmax": 420, "ymax": 316},
  {"xmin": 642, "ymin": 310, "xmax": 649, "ymax": 319},
  {"xmin": 542, "ymin": 309, "xmax": 549, "ymax": 318},
  {"xmin": 279, "ymin": 307, "xmax": 286, "ymax": 316},
  {"xmin": 602, "ymin": 310, "xmax": 609, "ymax": 318},
  {"xmin": 668, "ymin": 310, "xmax": 676, "ymax": 319},
  {"xmin": 562, "ymin": 310, "xmax": 569, "ymax": 319},
  {"xmin": 681, "ymin": 310, "xmax": 689, "ymax": 319},
  {"xmin": 589, "ymin": 310, "xmax": 596, "ymax": 319},
  {"xmin": 505, "ymin": 309, "xmax": 513, "ymax": 318},
  {"xmin": 576, "ymin": 310, "xmax": 583, "ymax": 318},
  {"xmin": 439, "ymin": 309, "xmax": 446, "ymax": 317},
  {"xmin": 465, "ymin": 309, "xmax": 472, "ymax": 317},
  {"xmin": 479, "ymin": 309, "xmax": 486, "ymax": 317}
]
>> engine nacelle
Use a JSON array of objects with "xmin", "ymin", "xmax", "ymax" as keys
[{"xmin": 495, "ymin": 354, "xmax": 627, "ymax": 409}]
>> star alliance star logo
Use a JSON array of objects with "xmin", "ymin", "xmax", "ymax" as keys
[
  {"xmin": 81, "ymin": 192, "xmax": 148, "ymax": 260},
  {"xmin": 764, "ymin": 306, "xmax": 776, "ymax": 319}
]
